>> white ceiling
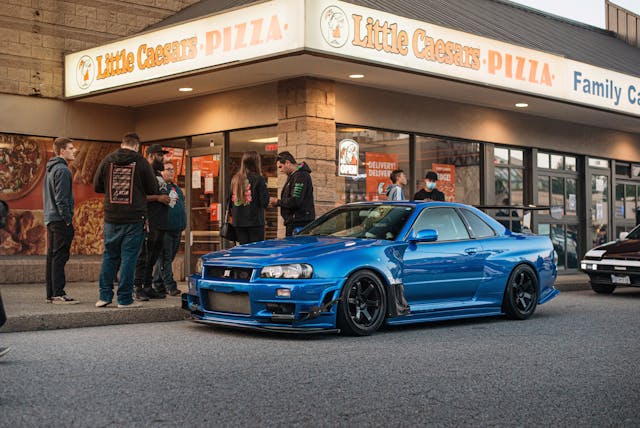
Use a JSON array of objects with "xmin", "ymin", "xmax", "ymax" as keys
[{"xmin": 73, "ymin": 53, "xmax": 640, "ymax": 135}]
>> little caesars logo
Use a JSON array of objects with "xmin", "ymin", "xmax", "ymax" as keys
[
  {"xmin": 76, "ymin": 55, "xmax": 95, "ymax": 90},
  {"xmin": 320, "ymin": 5, "xmax": 348, "ymax": 47}
]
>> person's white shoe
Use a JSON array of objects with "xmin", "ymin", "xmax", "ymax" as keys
[
  {"xmin": 117, "ymin": 302, "xmax": 142, "ymax": 308},
  {"xmin": 95, "ymin": 300, "xmax": 111, "ymax": 308}
]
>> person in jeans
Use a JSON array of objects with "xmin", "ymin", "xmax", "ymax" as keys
[
  {"xmin": 152, "ymin": 160, "xmax": 186, "ymax": 296},
  {"xmin": 93, "ymin": 132, "xmax": 158, "ymax": 308},
  {"xmin": 43, "ymin": 137, "xmax": 78, "ymax": 304},
  {"xmin": 134, "ymin": 144, "xmax": 170, "ymax": 301},
  {"xmin": 269, "ymin": 151, "xmax": 315, "ymax": 237},
  {"xmin": 230, "ymin": 151, "xmax": 269, "ymax": 244}
]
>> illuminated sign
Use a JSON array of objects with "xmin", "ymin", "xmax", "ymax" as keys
[
  {"xmin": 338, "ymin": 139, "xmax": 359, "ymax": 176},
  {"xmin": 64, "ymin": 0, "xmax": 304, "ymax": 97},
  {"xmin": 306, "ymin": 0, "xmax": 640, "ymax": 117}
]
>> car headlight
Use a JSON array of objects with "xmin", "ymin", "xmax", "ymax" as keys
[
  {"xmin": 196, "ymin": 257, "xmax": 204, "ymax": 275},
  {"xmin": 260, "ymin": 264, "xmax": 313, "ymax": 279}
]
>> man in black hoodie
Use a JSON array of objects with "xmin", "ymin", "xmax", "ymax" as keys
[
  {"xmin": 93, "ymin": 132, "xmax": 158, "ymax": 308},
  {"xmin": 43, "ymin": 137, "xmax": 78, "ymax": 304},
  {"xmin": 269, "ymin": 151, "xmax": 315, "ymax": 236}
]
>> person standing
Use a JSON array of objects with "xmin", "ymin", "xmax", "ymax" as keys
[
  {"xmin": 43, "ymin": 137, "xmax": 78, "ymax": 304},
  {"xmin": 413, "ymin": 171, "xmax": 445, "ymax": 201},
  {"xmin": 93, "ymin": 132, "xmax": 158, "ymax": 308},
  {"xmin": 152, "ymin": 160, "xmax": 186, "ymax": 296},
  {"xmin": 269, "ymin": 151, "xmax": 315, "ymax": 237},
  {"xmin": 386, "ymin": 169, "xmax": 407, "ymax": 201},
  {"xmin": 134, "ymin": 144, "xmax": 170, "ymax": 301},
  {"xmin": 230, "ymin": 151, "xmax": 269, "ymax": 244}
]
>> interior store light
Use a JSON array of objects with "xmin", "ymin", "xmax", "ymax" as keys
[
  {"xmin": 178, "ymin": 87, "xmax": 193, "ymax": 92},
  {"xmin": 515, "ymin": 102, "xmax": 528, "ymax": 108},
  {"xmin": 249, "ymin": 137, "xmax": 278, "ymax": 143},
  {"xmin": 348, "ymin": 74, "xmax": 365, "ymax": 79}
]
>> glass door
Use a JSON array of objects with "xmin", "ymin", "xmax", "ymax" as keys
[
  {"xmin": 590, "ymin": 169, "xmax": 610, "ymax": 248},
  {"xmin": 185, "ymin": 146, "xmax": 224, "ymax": 275}
]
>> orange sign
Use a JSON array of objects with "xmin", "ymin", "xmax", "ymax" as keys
[
  {"xmin": 432, "ymin": 163, "xmax": 455, "ymax": 202},
  {"xmin": 365, "ymin": 152, "xmax": 398, "ymax": 201}
]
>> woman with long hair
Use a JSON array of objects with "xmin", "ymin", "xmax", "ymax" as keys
[{"xmin": 229, "ymin": 151, "xmax": 270, "ymax": 244}]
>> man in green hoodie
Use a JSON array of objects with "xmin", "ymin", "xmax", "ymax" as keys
[{"xmin": 43, "ymin": 137, "xmax": 78, "ymax": 304}]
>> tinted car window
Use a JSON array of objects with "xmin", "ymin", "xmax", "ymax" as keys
[
  {"xmin": 460, "ymin": 209, "xmax": 496, "ymax": 238},
  {"xmin": 412, "ymin": 207, "xmax": 470, "ymax": 241}
]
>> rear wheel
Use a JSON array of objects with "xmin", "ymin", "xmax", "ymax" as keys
[
  {"xmin": 590, "ymin": 283, "xmax": 616, "ymax": 294},
  {"xmin": 337, "ymin": 270, "xmax": 386, "ymax": 336},
  {"xmin": 503, "ymin": 264, "xmax": 538, "ymax": 320}
]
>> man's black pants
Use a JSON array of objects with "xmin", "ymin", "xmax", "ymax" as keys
[{"xmin": 46, "ymin": 221, "xmax": 74, "ymax": 299}]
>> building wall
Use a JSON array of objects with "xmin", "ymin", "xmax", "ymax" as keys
[
  {"xmin": 0, "ymin": 0, "xmax": 199, "ymax": 99},
  {"xmin": 336, "ymin": 83, "xmax": 640, "ymax": 161}
]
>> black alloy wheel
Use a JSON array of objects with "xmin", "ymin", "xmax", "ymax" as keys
[
  {"xmin": 503, "ymin": 264, "xmax": 539, "ymax": 320},
  {"xmin": 337, "ymin": 270, "xmax": 386, "ymax": 336}
]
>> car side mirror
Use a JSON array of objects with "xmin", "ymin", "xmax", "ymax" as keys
[{"xmin": 411, "ymin": 228, "xmax": 438, "ymax": 243}]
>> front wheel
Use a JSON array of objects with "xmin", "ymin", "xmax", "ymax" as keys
[
  {"xmin": 503, "ymin": 264, "xmax": 538, "ymax": 320},
  {"xmin": 337, "ymin": 270, "xmax": 386, "ymax": 336},
  {"xmin": 590, "ymin": 283, "xmax": 616, "ymax": 294}
]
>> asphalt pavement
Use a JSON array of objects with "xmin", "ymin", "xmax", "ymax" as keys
[{"xmin": 0, "ymin": 274, "xmax": 590, "ymax": 333}]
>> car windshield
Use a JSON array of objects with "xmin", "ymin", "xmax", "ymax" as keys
[
  {"xmin": 626, "ymin": 225, "xmax": 640, "ymax": 240},
  {"xmin": 299, "ymin": 205, "xmax": 414, "ymax": 240}
]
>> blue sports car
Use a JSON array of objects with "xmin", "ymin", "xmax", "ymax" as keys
[{"xmin": 183, "ymin": 202, "xmax": 559, "ymax": 335}]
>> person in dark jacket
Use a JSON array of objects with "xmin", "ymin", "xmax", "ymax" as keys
[
  {"xmin": 93, "ymin": 132, "xmax": 158, "ymax": 308},
  {"xmin": 0, "ymin": 199, "xmax": 10, "ymax": 358},
  {"xmin": 413, "ymin": 171, "xmax": 445, "ymax": 201},
  {"xmin": 134, "ymin": 144, "xmax": 170, "ymax": 301},
  {"xmin": 43, "ymin": 137, "xmax": 78, "ymax": 304},
  {"xmin": 152, "ymin": 160, "xmax": 186, "ymax": 296},
  {"xmin": 269, "ymin": 151, "xmax": 315, "ymax": 236},
  {"xmin": 230, "ymin": 151, "xmax": 270, "ymax": 244}
]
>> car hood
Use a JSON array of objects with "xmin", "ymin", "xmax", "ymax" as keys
[
  {"xmin": 595, "ymin": 239, "xmax": 640, "ymax": 260},
  {"xmin": 203, "ymin": 236, "xmax": 390, "ymax": 267}
]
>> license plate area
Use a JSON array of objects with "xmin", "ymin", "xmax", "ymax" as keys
[
  {"xmin": 204, "ymin": 290, "xmax": 250, "ymax": 314},
  {"xmin": 611, "ymin": 274, "xmax": 631, "ymax": 285}
]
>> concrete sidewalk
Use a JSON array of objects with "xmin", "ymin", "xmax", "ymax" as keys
[{"xmin": 0, "ymin": 273, "xmax": 590, "ymax": 333}]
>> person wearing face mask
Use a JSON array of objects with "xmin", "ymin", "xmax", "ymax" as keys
[
  {"xmin": 413, "ymin": 171, "xmax": 445, "ymax": 201},
  {"xmin": 133, "ymin": 144, "xmax": 171, "ymax": 301}
]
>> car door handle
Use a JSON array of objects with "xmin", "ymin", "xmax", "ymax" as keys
[{"xmin": 464, "ymin": 248, "xmax": 479, "ymax": 255}]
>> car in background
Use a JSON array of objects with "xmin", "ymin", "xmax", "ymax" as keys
[
  {"xmin": 581, "ymin": 224, "xmax": 640, "ymax": 294},
  {"xmin": 183, "ymin": 201, "xmax": 559, "ymax": 335}
]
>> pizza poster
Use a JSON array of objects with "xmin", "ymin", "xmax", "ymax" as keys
[
  {"xmin": 365, "ymin": 152, "xmax": 398, "ymax": 201},
  {"xmin": 0, "ymin": 133, "xmax": 118, "ymax": 256},
  {"xmin": 432, "ymin": 163, "xmax": 456, "ymax": 202}
]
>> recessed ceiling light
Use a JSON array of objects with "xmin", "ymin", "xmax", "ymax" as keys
[
  {"xmin": 178, "ymin": 87, "xmax": 193, "ymax": 92},
  {"xmin": 348, "ymin": 74, "xmax": 364, "ymax": 79},
  {"xmin": 515, "ymin": 102, "xmax": 528, "ymax": 108}
]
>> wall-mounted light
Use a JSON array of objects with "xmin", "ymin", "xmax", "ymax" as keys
[
  {"xmin": 515, "ymin": 102, "xmax": 528, "ymax": 108},
  {"xmin": 178, "ymin": 87, "xmax": 193, "ymax": 92},
  {"xmin": 249, "ymin": 137, "xmax": 278, "ymax": 143},
  {"xmin": 348, "ymin": 74, "xmax": 364, "ymax": 79}
]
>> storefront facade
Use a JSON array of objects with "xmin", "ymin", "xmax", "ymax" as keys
[{"xmin": 2, "ymin": 0, "xmax": 640, "ymax": 278}]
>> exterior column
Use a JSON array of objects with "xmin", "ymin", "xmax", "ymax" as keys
[{"xmin": 277, "ymin": 77, "xmax": 336, "ymax": 236}]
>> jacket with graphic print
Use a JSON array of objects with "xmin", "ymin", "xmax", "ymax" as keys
[
  {"xmin": 93, "ymin": 148, "xmax": 157, "ymax": 224},
  {"xmin": 277, "ymin": 162, "xmax": 315, "ymax": 226}
]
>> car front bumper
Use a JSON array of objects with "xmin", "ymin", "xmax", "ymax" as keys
[
  {"xmin": 580, "ymin": 259, "xmax": 640, "ymax": 287},
  {"xmin": 182, "ymin": 275, "xmax": 344, "ymax": 333}
]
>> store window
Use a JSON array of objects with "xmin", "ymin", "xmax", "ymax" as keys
[
  {"xmin": 415, "ymin": 136, "xmax": 480, "ymax": 205},
  {"xmin": 493, "ymin": 147, "xmax": 524, "ymax": 232},
  {"xmin": 614, "ymin": 159, "xmax": 640, "ymax": 238},
  {"xmin": 336, "ymin": 127, "xmax": 409, "ymax": 204}
]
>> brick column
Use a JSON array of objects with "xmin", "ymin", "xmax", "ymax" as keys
[{"xmin": 277, "ymin": 77, "xmax": 336, "ymax": 236}]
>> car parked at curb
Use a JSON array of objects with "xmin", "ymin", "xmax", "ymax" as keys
[
  {"xmin": 581, "ymin": 224, "xmax": 640, "ymax": 294},
  {"xmin": 183, "ymin": 201, "xmax": 559, "ymax": 335}
]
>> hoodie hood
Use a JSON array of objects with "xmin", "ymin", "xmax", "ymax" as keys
[
  {"xmin": 296, "ymin": 162, "xmax": 312, "ymax": 174},
  {"xmin": 109, "ymin": 148, "xmax": 143, "ymax": 165},
  {"xmin": 46, "ymin": 156, "xmax": 67, "ymax": 172}
]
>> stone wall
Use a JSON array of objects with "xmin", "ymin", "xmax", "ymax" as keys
[
  {"xmin": 0, "ymin": 0, "xmax": 199, "ymax": 98},
  {"xmin": 277, "ymin": 77, "xmax": 337, "ymax": 233}
]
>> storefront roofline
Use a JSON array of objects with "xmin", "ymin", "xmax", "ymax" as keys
[{"xmin": 75, "ymin": 52, "xmax": 640, "ymax": 135}]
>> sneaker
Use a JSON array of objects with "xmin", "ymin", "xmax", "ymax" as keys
[
  {"xmin": 117, "ymin": 302, "xmax": 143, "ymax": 308},
  {"xmin": 144, "ymin": 287, "xmax": 166, "ymax": 299},
  {"xmin": 167, "ymin": 288, "xmax": 182, "ymax": 296},
  {"xmin": 95, "ymin": 300, "xmax": 112, "ymax": 308},
  {"xmin": 45, "ymin": 298, "xmax": 52, "ymax": 304},
  {"xmin": 134, "ymin": 288, "xmax": 150, "ymax": 301},
  {"xmin": 51, "ymin": 295, "xmax": 80, "ymax": 305},
  {"xmin": 0, "ymin": 347, "xmax": 11, "ymax": 358}
]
